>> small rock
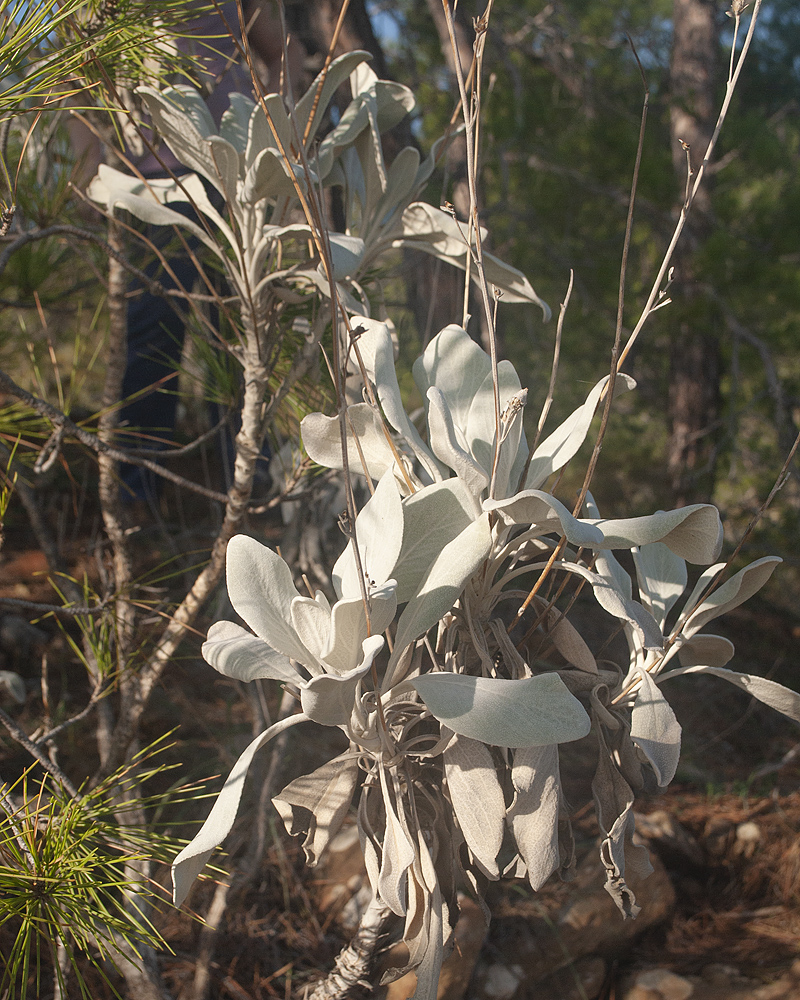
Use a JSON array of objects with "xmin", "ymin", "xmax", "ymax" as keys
[
  {"xmin": 733, "ymin": 820, "xmax": 761, "ymax": 858},
  {"xmin": 624, "ymin": 968, "xmax": 694, "ymax": 1000},
  {"xmin": 482, "ymin": 963, "xmax": 523, "ymax": 1000}
]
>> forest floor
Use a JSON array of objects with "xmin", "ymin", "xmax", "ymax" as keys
[{"xmin": 1, "ymin": 476, "xmax": 799, "ymax": 1000}]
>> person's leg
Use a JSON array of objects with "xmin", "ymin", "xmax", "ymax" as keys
[{"xmin": 118, "ymin": 211, "xmax": 202, "ymax": 503}]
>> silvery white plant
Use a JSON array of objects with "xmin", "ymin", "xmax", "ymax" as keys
[
  {"xmin": 173, "ymin": 318, "xmax": 799, "ymax": 997},
  {"xmin": 86, "ymin": 52, "xmax": 545, "ymax": 530},
  {"xmin": 83, "ymin": 31, "xmax": 796, "ymax": 1000}
]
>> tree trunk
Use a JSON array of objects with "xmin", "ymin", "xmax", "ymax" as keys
[{"xmin": 667, "ymin": 0, "xmax": 720, "ymax": 505}]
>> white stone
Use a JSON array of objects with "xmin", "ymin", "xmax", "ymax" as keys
[
  {"xmin": 483, "ymin": 963, "xmax": 523, "ymax": 1000},
  {"xmin": 634, "ymin": 968, "xmax": 694, "ymax": 1000}
]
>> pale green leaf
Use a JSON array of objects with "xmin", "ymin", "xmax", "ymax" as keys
[
  {"xmin": 412, "ymin": 672, "xmax": 591, "ymax": 748},
  {"xmin": 524, "ymin": 375, "xmax": 636, "ymax": 490},
  {"xmin": 202, "ymin": 620, "xmax": 301, "ymax": 685},
  {"xmin": 630, "ymin": 669, "xmax": 682, "ymax": 787},
  {"xmin": 509, "ymin": 743, "xmax": 561, "ymax": 890},
  {"xmin": 225, "ymin": 535, "xmax": 316, "ymax": 669},
  {"xmin": 300, "ymin": 635, "xmax": 384, "ymax": 726},
  {"xmin": 682, "ymin": 557, "xmax": 782, "ymax": 638},
  {"xmin": 391, "ymin": 513, "xmax": 492, "ymax": 662},
  {"xmin": 444, "ymin": 733, "xmax": 505, "ymax": 878}
]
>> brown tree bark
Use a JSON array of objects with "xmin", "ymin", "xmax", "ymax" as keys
[{"xmin": 667, "ymin": 0, "xmax": 720, "ymax": 505}]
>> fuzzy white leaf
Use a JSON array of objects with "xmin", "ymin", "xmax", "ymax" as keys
[
  {"xmin": 390, "ymin": 478, "xmax": 480, "ymax": 604},
  {"xmin": 295, "ymin": 50, "xmax": 374, "ymax": 146},
  {"xmin": 0, "ymin": 670, "xmax": 25, "ymax": 704},
  {"xmin": 391, "ymin": 513, "xmax": 492, "ymax": 661},
  {"xmin": 633, "ymin": 542, "xmax": 688, "ymax": 629},
  {"xmin": 88, "ymin": 167, "xmax": 231, "ymax": 255},
  {"xmin": 524, "ymin": 375, "xmax": 636, "ymax": 490},
  {"xmin": 243, "ymin": 147, "xmax": 307, "ymax": 203},
  {"xmin": 225, "ymin": 535, "xmax": 316, "ymax": 669},
  {"xmin": 332, "ymin": 468, "xmax": 404, "ymax": 599},
  {"xmin": 378, "ymin": 768, "xmax": 416, "ymax": 916},
  {"xmin": 508, "ymin": 744, "xmax": 561, "ymax": 890},
  {"xmin": 88, "ymin": 182, "xmax": 222, "ymax": 257},
  {"xmin": 245, "ymin": 93, "xmax": 292, "ymax": 167},
  {"xmin": 202, "ymin": 620, "xmax": 301, "ymax": 685},
  {"xmin": 300, "ymin": 635, "xmax": 384, "ymax": 726},
  {"xmin": 682, "ymin": 556, "xmax": 782, "ymax": 638},
  {"xmin": 426, "ymin": 387, "xmax": 490, "ymax": 499},
  {"xmin": 354, "ymin": 318, "xmax": 442, "ymax": 483},
  {"xmin": 414, "ymin": 325, "xmax": 491, "ymax": 435},
  {"xmin": 488, "ymin": 491, "xmax": 721, "ymax": 564},
  {"xmin": 412, "ymin": 672, "xmax": 591, "ymax": 748},
  {"xmin": 630, "ymin": 670, "xmax": 682, "ymax": 787},
  {"xmin": 397, "ymin": 204, "xmax": 549, "ymax": 311},
  {"xmin": 301, "ymin": 403, "xmax": 396, "ymax": 482},
  {"xmin": 663, "ymin": 665, "xmax": 800, "ymax": 723},
  {"xmin": 560, "ymin": 560, "xmax": 663, "ymax": 650},
  {"xmin": 323, "ymin": 585, "xmax": 397, "ymax": 674},
  {"xmin": 290, "ymin": 596, "xmax": 330, "ymax": 663},
  {"xmin": 444, "ymin": 734, "xmax": 505, "ymax": 878},
  {"xmin": 172, "ymin": 715, "xmax": 308, "ymax": 906},
  {"xmin": 466, "ymin": 363, "xmax": 526, "ymax": 496},
  {"xmin": 272, "ymin": 755, "xmax": 359, "ymax": 866},
  {"xmin": 371, "ymin": 145, "xmax": 421, "ymax": 226},
  {"xmin": 677, "ymin": 633, "xmax": 735, "ymax": 668},
  {"xmin": 137, "ymin": 85, "xmax": 238, "ymax": 200},
  {"xmin": 219, "ymin": 93, "xmax": 253, "ymax": 154},
  {"xmin": 321, "ymin": 233, "xmax": 365, "ymax": 281}
]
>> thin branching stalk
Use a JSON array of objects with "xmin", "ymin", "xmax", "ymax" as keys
[
  {"xmin": 616, "ymin": 0, "xmax": 763, "ymax": 371},
  {"xmin": 571, "ymin": 36, "xmax": 650, "ymax": 517},
  {"xmin": 441, "ymin": 0, "xmax": 503, "ymax": 497}
]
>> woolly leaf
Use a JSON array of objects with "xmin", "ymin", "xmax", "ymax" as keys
[
  {"xmin": 202, "ymin": 621, "xmax": 301, "ymax": 685},
  {"xmin": 524, "ymin": 375, "xmax": 636, "ymax": 490},
  {"xmin": 392, "ymin": 513, "xmax": 492, "ymax": 658},
  {"xmin": 273, "ymin": 755, "xmax": 359, "ymax": 867},
  {"xmin": 682, "ymin": 556, "xmax": 782, "ymax": 638},
  {"xmin": 444, "ymin": 734, "xmax": 505, "ymax": 878},
  {"xmin": 630, "ymin": 670, "xmax": 682, "ymax": 787},
  {"xmin": 412, "ymin": 672, "xmax": 591, "ymax": 748},
  {"xmin": 508, "ymin": 743, "xmax": 561, "ymax": 890}
]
